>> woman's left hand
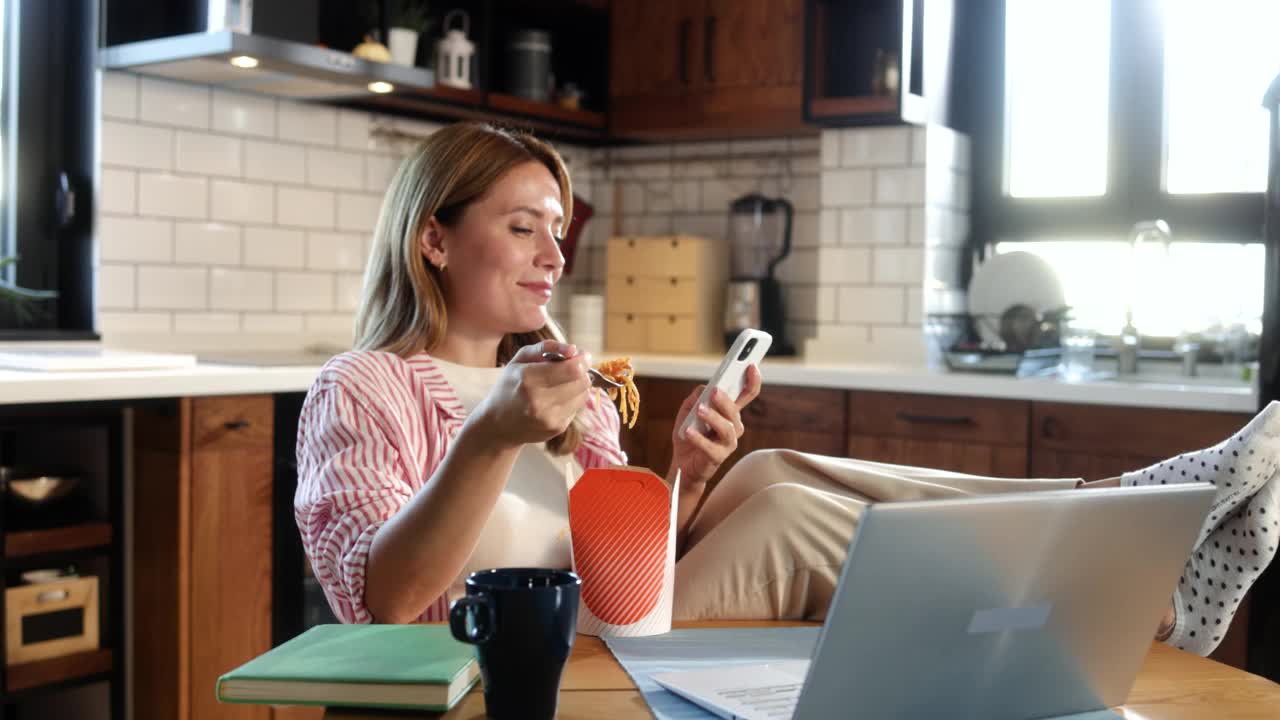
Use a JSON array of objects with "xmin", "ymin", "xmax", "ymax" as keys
[{"xmin": 669, "ymin": 364, "xmax": 763, "ymax": 488}]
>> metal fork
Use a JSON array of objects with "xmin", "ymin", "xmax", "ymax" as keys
[{"xmin": 541, "ymin": 351, "xmax": 624, "ymax": 390}]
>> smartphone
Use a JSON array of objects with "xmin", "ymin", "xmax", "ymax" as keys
[{"xmin": 678, "ymin": 329, "xmax": 772, "ymax": 438}]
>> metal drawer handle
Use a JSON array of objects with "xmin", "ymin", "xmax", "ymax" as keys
[
  {"xmin": 670, "ymin": 238, "xmax": 679, "ymax": 248},
  {"xmin": 895, "ymin": 412, "xmax": 974, "ymax": 426},
  {"xmin": 668, "ymin": 315, "xmax": 677, "ymax": 324},
  {"xmin": 626, "ymin": 238, "xmax": 637, "ymax": 248},
  {"xmin": 626, "ymin": 276, "xmax": 635, "ymax": 285},
  {"xmin": 1042, "ymin": 416, "xmax": 1060, "ymax": 439},
  {"xmin": 625, "ymin": 313, "xmax": 635, "ymax": 322},
  {"xmin": 669, "ymin": 277, "xmax": 678, "ymax": 287},
  {"xmin": 37, "ymin": 590, "xmax": 69, "ymax": 603},
  {"xmin": 224, "ymin": 420, "xmax": 250, "ymax": 431}
]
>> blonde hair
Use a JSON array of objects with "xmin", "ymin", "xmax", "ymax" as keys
[{"xmin": 354, "ymin": 122, "xmax": 582, "ymax": 454}]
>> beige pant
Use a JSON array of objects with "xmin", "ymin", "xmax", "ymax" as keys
[{"xmin": 671, "ymin": 449, "xmax": 1081, "ymax": 621}]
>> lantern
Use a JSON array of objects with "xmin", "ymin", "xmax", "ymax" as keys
[{"xmin": 435, "ymin": 10, "xmax": 475, "ymax": 90}]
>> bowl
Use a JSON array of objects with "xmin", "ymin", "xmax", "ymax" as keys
[{"xmin": 0, "ymin": 467, "xmax": 81, "ymax": 506}]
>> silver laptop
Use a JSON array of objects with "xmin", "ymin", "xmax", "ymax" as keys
[{"xmin": 653, "ymin": 483, "xmax": 1215, "ymax": 719}]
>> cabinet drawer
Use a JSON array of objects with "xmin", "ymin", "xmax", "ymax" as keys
[
  {"xmin": 606, "ymin": 236, "xmax": 702, "ymax": 278},
  {"xmin": 192, "ymin": 395, "xmax": 272, "ymax": 450},
  {"xmin": 646, "ymin": 314, "xmax": 700, "ymax": 354},
  {"xmin": 1032, "ymin": 402, "xmax": 1251, "ymax": 459},
  {"xmin": 606, "ymin": 313, "xmax": 648, "ymax": 351},
  {"xmin": 606, "ymin": 275, "xmax": 700, "ymax": 314},
  {"xmin": 849, "ymin": 391, "xmax": 1029, "ymax": 445},
  {"xmin": 741, "ymin": 385, "xmax": 844, "ymax": 433}
]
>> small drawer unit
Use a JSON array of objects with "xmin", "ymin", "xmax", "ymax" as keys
[
  {"xmin": 605, "ymin": 235, "xmax": 727, "ymax": 354},
  {"xmin": 5, "ymin": 575, "xmax": 99, "ymax": 665}
]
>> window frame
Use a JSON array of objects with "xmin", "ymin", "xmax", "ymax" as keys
[
  {"xmin": 972, "ymin": 0, "xmax": 1265, "ymax": 246},
  {"xmin": 0, "ymin": 0, "xmax": 99, "ymax": 341}
]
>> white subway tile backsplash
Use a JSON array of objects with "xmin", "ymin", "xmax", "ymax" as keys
[
  {"xmin": 277, "ymin": 272, "xmax": 334, "ymax": 311},
  {"xmin": 139, "ymin": 78, "xmax": 209, "ymax": 129},
  {"xmin": 365, "ymin": 154, "xmax": 397, "ymax": 192},
  {"xmin": 244, "ymin": 140, "xmax": 305, "ymax": 183},
  {"xmin": 907, "ymin": 287, "xmax": 924, "ymax": 324},
  {"xmin": 211, "ymin": 179, "xmax": 274, "ymax": 223},
  {"xmin": 307, "ymin": 148, "xmax": 365, "ymax": 189},
  {"xmin": 837, "ymin": 286, "xmax": 905, "ymax": 324},
  {"xmin": 873, "ymin": 167, "xmax": 925, "ymax": 205},
  {"xmin": 336, "ymin": 273, "xmax": 364, "ymax": 311},
  {"xmin": 671, "ymin": 161, "xmax": 719, "ymax": 179},
  {"xmin": 97, "ymin": 264, "xmax": 135, "ymax": 309},
  {"xmin": 789, "ymin": 136, "xmax": 820, "ymax": 154},
  {"xmin": 99, "ymin": 216, "xmax": 173, "ymax": 262},
  {"xmin": 137, "ymin": 266, "xmax": 208, "ymax": 309},
  {"xmin": 814, "ymin": 209, "xmax": 838, "ymax": 247},
  {"xmin": 243, "ymin": 227, "xmax": 306, "ymax": 268},
  {"xmin": 210, "ymin": 267, "xmax": 273, "ymax": 310},
  {"xmin": 102, "ymin": 72, "xmax": 138, "ymax": 120},
  {"xmin": 791, "ymin": 211, "xmax": 818, "ymax": 250},
  {"xmin": 307, "ymin": 232, "xmax": 365, "ymax": 271},
  {"xmin": 278, "ymin": 187, "xmax": 336, "ymax": 228},
  {"xmin": 618, "ymin": 182, "xmax": 645, "ymax": 214},
  {"xmin": 790, "ymin": 176, "xmax": 819, "ymax": 212},
  {"xmin": 212, "ymin": 89, "xmax": 277, "ymax": 138},
  {"xmin": 138, "ymin": 173, "xmax": 207, "ymax": 219},
  {"xmin": 278, "ymin": 104, "xmax": 337, "ymax": 146},
  {"xmin": 873, "ymin": 248, "xmax": 924, "ymax": 284},
  {"xmin": 840, "ymin": 127, "xmax": 910, "ymax": 167},
  {"xmin": 243, "ymin": 313, "xmax": 304, "ymax": 333},
  {"xmin": 908, "ymin": 206, "xmax": 926, "ymax": 245},
  {"xmin": 100, "ymin": 169, "xmax": 137, "ymax": 214},
  {"xmin": 869, "ymin": 208, "xmax": 908, "ymax": 245},
  {"xmin": 174, "ymin": 312, "xmax": 240, "ymax": 333},
  {"xmin": 102, "ymin": 122, "xmax": 172, "ymax": 170},
  {"xmin": 840, "ymin": 209, "xmax": 870, "ymax": 246},
  {"xmin": 98, "ymin": 311, "xmax": 171, "ymax": 334},
  {"xmin": 175, "ymin": 222, "xmax": 241, "ymax": 265},
  {"xmin": 816, "ymin": 247, "xmax": 872, "ymax": 285},
  {"xmin": 786, "ymin": 286, "xmax": 820, "ymax": 322},
  {"xmin": 336, "ymin": 193, "xmax": 381, "ymax": 232},
  {"xmin": 820, "ymin": 169, "xmax": 872, "ymax": 207},
  {"xmin": 912, "ymin": 128, "xmax": 927, "ymax": 167},
  {"xmin": 644, "ymin": 182, "xmax": 675, "ymax": 214},
  {"xmin": 337, "ymin": 110, "xmax": 372, "ymax": 151},
  {"xmin": 672, "ymin": 141, "xmax": 729, "ymax": 158},
  {"xmin": 868, "ymin": 326, "xmax": 926, "ymax": 363},
  {"xmin": 305, "ymin": 313, "xmax": 355, "ymax": 335},
  {"xmin": 175, "ymin": 131, "xmax": 242, "ymax": 177},
  {"xmin": 731, "ymin": 138, "xmax": 790, "ymax": 155},
  {"xmin": 820, "ymin": 130, "xmax": 839, "ymax": 169},
  {"xmin": 678, "ymin": 212, "xmax": 728, "ymax": 241}
]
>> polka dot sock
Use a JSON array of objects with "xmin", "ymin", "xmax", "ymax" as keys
[{"xmin": 1121, "ymin": 400, "xmax": 1280, "ymax": 656}]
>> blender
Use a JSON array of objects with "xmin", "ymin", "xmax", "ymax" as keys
[{"xmin": 723, "ymin": 193, "xmax": 795, "ymax": 355}]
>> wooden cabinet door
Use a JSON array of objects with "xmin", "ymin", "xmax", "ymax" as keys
[
  {"xmin": 610, "ymin": 0, "xmax": 702, "ymax": 136},
  {"xmin": 641, "ymin": 378, "xmax": 846, "ymax": 490},
  {"xmin": 190, "ymin": 395, "xmax": 274, "ymax": 720},
  {"xmin": 699, "ymin": 0, "xmax": 807, "ymax": 134},
  {"xmin": 704, "ymin": 0, "xmax": 804, "ymax": 89},
  {"xmin": 847, "ymin": 391, "xmax": 1031, "ymax": 477},
  {"xmin": 1030, "ymin": 403, "xmax": 1252, "ymax": 480}
]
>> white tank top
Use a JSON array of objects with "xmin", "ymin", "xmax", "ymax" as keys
[{"xmin": 432, "ymin": 358, "xmax": 580, "ymax": 600}]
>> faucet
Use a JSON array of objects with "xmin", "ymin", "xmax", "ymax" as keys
[{"xmin": 1117, "ymin": 220, "xmax": 1172, "ymax": 375}]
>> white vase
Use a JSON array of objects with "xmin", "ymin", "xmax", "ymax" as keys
[{"xmin": 387, "ymin": 28, "xmax": 420, "ymax": 67}]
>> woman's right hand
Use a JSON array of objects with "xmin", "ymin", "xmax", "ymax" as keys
[{"xmin": 472, "ymin": 340, "xmax": 592, "ymax": 448}]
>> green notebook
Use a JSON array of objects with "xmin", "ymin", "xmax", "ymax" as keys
[{"xmin": 216, "ymin": 624, "xmax": 480, "ymax": 712}]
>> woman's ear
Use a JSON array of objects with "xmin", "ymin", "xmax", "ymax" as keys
[{"xmin": 419, "ymin": 216, "xmax": 448, "ymax": 270}]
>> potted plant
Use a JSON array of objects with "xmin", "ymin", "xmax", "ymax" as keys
[{"xmin": 386, "ymin": 1, "xmax": 432, "ymax": 67}]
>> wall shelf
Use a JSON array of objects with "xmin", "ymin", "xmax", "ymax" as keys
[
  {"xmin": 5, "ymin": 523, "xmax": 113, "ymax": 559},
  {"xmin": 5, "ymin": 648, "xmax": 113, "ymax": 694}
]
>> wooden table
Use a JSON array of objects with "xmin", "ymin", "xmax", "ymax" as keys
[{"xmin": 325, "ymin": 621, "xmax": 1280, "ymax": 719}]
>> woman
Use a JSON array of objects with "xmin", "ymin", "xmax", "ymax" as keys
[{"xmin": 296, "ymin": 122, "xmax": 1278, "ymax": 658}]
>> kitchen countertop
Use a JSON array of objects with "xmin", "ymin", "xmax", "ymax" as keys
[{"xmin": 0, "ymin": 350, "xmax": 1258, "ymax": 413}]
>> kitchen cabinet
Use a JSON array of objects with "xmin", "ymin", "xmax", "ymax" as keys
[
  {"xmin": 611, "ymin": 0, "xmax": 810, "ymax": 139},
  {"xmin": 803, "ymin": 0, "xmax": 955, "ymax": 127},
  {"xmin": 847, "ymin": 391, "xmax": 1030, "ymax": 477},
  {"xmin": 134, "ymin": 395, "xmax": 275, "ymax": 720}
]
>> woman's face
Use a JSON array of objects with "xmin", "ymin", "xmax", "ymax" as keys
[{"xmin": 433, "ymin": 161, "xmax": 566, "ymax": 337}]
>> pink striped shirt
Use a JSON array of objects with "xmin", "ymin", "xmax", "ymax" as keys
[{"xmin": 294, "ymin": 350, "xmax": 627, "ymax": 624}]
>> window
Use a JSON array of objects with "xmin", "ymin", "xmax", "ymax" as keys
[{"xmin": 976, "ymin": 1, "xmax": 1278, "ymax": 338}]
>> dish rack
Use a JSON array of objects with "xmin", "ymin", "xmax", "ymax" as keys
[{"xmin": 925, "ymin": 313, "xmax": 1063, "ymax": 377}]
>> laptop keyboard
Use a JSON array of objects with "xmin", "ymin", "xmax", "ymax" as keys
[{"xmin": 717, "ymin": 682, "xmax": 803, "ymax": 718}]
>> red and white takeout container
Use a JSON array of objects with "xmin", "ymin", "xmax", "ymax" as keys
[{"xmin": 566, "ymin": 465, "xmax": 679, "ymax": 637}]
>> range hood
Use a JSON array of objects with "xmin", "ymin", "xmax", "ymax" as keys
[{"xmin": 100, "ymin": 30, "xmax": 434, "ymax": 100}]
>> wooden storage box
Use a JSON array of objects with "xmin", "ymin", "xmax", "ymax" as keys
[
  {"xmin": 5, "ymin": 576, "xmax": 99, "ymax": 665},
  {"xmin": 605, "ymin": 235, "xmax": 727, "ymax": 354}
]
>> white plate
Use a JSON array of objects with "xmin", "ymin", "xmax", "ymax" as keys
[{"xmin": 967, "ymin": 251, "xmax": 1066, "ymax": 347}]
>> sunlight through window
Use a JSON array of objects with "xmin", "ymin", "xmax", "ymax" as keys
[
  {"xmin": 1004, "ymin": 0, "xmax": 1110, "ymax": 198},
  {"xmin": 1163, "ymin": 1, "xmax": 1280, "ymax": 194}
]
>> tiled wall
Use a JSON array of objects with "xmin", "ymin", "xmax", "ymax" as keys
[
  {"xmin": 97, "ymin": 71, "xmax": 447, "ymax": 350},
  {"xmin": 97, "ymin": 70, "xmax": 967, "ymax": 361},
  {"xmin": 558, "ymin": 139, "xmax": 822, "ymax": 344}
]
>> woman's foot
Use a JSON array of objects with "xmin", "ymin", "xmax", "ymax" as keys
[{"xmin": 1122, "ymin": 401, "xmax": 1280, "ymax": 656}]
